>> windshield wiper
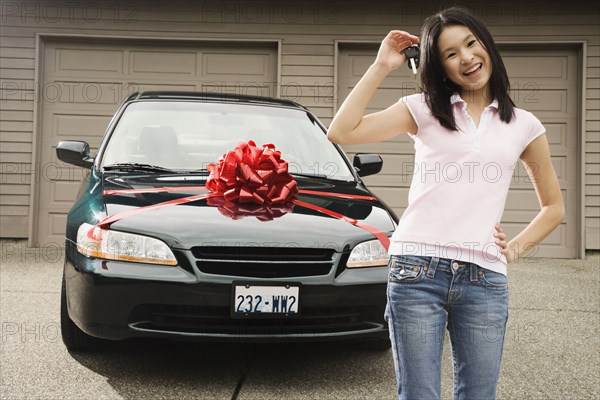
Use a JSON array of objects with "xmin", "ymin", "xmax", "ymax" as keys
[
  {"xmin": 290, "ymin": 172, "xmax": 333, "ymax": 180},
  {"xmin": 290, "ymin": 172, "xmax": 355, "ymax": 182},
  {"xmin": 103, "ymin": 163, "xmax": 176, "ymax": 173}
]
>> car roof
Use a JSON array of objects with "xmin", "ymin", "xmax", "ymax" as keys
[{"xmin": 125, "ymin": 91, "xmax": 307, "ymax": 110}]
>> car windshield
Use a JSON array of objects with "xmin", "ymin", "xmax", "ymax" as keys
[{"xmin": 101, "ymin": 101, "xmax": 355, "ymax": 181}]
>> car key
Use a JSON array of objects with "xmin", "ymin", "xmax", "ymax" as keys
[{"xmin": 402, "ymin": 45, "xmax": 420, "ymax": 75}]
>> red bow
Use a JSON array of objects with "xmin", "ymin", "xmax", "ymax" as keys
[{"xmin": 206, "ymin": 140, "xmax": 298, "ymax": 206}]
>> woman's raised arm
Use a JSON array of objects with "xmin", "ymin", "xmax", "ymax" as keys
[{"xmin": 327, "ymin": 30, "xmax": 420, "ymax": 145}]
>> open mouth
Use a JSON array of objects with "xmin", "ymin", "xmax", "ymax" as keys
[{"xmin": 463, "ymin": 63, "xmax": 482, "ymax": 76}]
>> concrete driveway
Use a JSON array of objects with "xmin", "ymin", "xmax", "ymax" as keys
[{"xmin": 1, "ymin": 239, "xmax": 598, "ymax": 399}]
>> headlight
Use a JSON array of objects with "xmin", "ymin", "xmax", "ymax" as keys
[
  {"xmin": 76, "ymin": 223, "xmax": 177, "ymax": 266},
  {"xmin": 346, "ymin": 239, "xmax": 389, "ymax": 268}
]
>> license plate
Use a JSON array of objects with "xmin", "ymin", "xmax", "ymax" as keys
[{"xmin": 232, "ymin": 282, "xmax": 301, "ymax": 318}]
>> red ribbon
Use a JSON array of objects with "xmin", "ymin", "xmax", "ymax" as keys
[{"xmin": 97, "ymin": 141, "xmax": 389, "ymax": 250}]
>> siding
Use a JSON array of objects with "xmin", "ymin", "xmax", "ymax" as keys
[
  {"xmin": 0, "ymin": 0, "xmax": 598, "ymax": 249},
  {"xmin": 587, "ymin": 41, "xmax": 600, "ymax": 249}
]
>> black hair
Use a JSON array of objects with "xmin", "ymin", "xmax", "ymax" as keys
[{"xmin": 420, "ymin": 6, "xmax": 515, "ymax": 131}]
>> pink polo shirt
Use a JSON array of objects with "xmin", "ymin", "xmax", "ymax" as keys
[{"xmin": 388, "ymin": 93, "xmax": 546, "ymax": 275}]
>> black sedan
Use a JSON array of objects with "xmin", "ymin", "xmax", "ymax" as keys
[{"xmin": 58, "ymin": 91, "xmax": 398, "ymax": 351}]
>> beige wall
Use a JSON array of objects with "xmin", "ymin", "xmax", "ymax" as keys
[{"xmin": 0, "ymin": 0, "xmax": 598, "ymax": 251}]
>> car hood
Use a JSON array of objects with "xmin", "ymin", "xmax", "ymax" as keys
[{"xmin": 101, "ymin": 174, "xmax": 396, "ymax": 250}]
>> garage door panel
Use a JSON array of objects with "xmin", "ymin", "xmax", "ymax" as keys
[
  {"xmin": 50, "ymin": 181, "xmax": 81, "ymax": 202},
  {"xmin": 511, "ymin": 89, "xmax": 568, "ymax": 113},
  {"xmin": 47, "ymin": 212, "xmax": 68, "ymax": 239},
  {"xmin": 53, "ymin": 114, "xmax": 112, "ymax": 139},
  {"xmin": 506, "ymin": 189, "xmax": 542, "ymax": 209},
  {"xmin": 504, "ymin": 55, "xmax": 568, "ymax": 79},
  {"xmin": 130, "ymin": 51, "xmax": 197, "ymax": 75},
  {"xmin": 338, "ymin": 44, "xmax": 579, "ymax": 258},
  {"xmin": 203, "ymin": 52, "xmax": 271, "ymax": 77},
  {"xmin": 43, "ymin": 81, "xmax": 138, "ymax": 104},
  {"xmin": 55, "ymin": 48, "xmax": 124, "ymax": 74},
  {"xmin": 348, "ymin": 54, "xmax": 377, "ymax": 76},
  {"xmin": 545, "ymin": 123, "xmax": 567, "ymax": 146},
  {"xmin": 34, "ymin": 39, "xmax": 277, "ymax": 245},
  {"xmin": 510, "ymin": 82, "xmax": 571, "ymax": 90}
]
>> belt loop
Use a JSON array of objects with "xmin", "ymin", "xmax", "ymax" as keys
[
  {"xmin": 470, "ymin": 263, "xmax": 478, "ymax": 282},
  {"xmin": 426, "ymin": 257, "xmax": 439, "ymax": 278}
]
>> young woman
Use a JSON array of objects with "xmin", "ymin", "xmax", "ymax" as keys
[{"xmin": 327, "ymin": 7, "xmax": 564, "ymax": 400}]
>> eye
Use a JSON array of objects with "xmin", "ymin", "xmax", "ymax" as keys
[
  {"xmin": 446, "ymin": 52, "xmax": 456, "ymax": 59},
  {"xmin": 467, "ymin": 40, "xmax": 477, "ymax": 47}
]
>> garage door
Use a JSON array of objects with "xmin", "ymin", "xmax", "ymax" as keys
[
  {"xmin": 337, "ymin": 44, "xmax": 579, "ymax": 258},
  {"xmin": 34, "ymin": 39, "xmax": 277, "ymax": 246}
]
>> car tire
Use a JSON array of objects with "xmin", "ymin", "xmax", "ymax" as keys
[
  {"xmin": 357, "ymin": 338, "xmax": 392, "ymax": 351},
  {"xmin": 60, "ymin": 269, "xmax": 104, "ymax": 352}
]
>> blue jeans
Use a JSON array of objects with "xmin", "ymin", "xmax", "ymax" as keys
[{"xmin": 384, "ymin": 255, "xmax": 509, "ymax": 400}]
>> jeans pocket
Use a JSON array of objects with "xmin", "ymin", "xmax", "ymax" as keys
[
  {"xmin": 480, "ymin": 268, "xmax": 508, "ymax": 290},
  {"xmin": 388, "ymin": 255, "xmax": 429, "ymax": 284}
]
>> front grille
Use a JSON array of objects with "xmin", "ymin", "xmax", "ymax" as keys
[
  {"xmin": 191, "ymin": 246, "xmax": 335, "ymax": 278},
  {"xmin": 130, "ymin": 304, "xmax": 382, "ymax": 335}
]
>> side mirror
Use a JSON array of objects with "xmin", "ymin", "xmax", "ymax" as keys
[
  {"xmin": 353, "ymin": 153, "xmax": 383, "ymax": 177},
  {"xmin": 56, "ymin": 141, "xmax": 94, "ymax": 168}
]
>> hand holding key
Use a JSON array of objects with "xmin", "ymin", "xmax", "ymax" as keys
[{"xmin": 375, "ymin": 31, "xmax": 420, "ymax": 72}]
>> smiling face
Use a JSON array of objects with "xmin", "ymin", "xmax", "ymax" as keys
[{"xmin": 438, "ymin": 25, "xmax": 492, "ymax": 101}]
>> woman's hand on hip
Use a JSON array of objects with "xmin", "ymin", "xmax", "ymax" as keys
[
  {"xmin": 495, "ymin": 224, "xmax": 517, "ymax": 263},
  {"xmin": 375, "ymin": 30, "xmax": 420, "ymax": 72}
]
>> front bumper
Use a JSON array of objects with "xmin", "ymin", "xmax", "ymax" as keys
[{"xmin": 64, "ymin": 246, "xmax": 388, "ymax": 343}]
